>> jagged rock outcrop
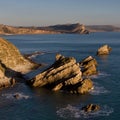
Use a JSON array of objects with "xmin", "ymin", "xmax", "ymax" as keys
[
  {"xmin": 97, "ymin": 44, "xmax": 112, "ymax": 55},
  {"xmin": 81, "ymin": 104, "xmax": 100, "ymax": 112},
  {"xmin": 79, "ymin": 56, "xmax": 98, "ymax": 76},
  {"xmin": 0, "ymin": 38, "xmax": 39, "ymax": 73},
  {"xmin": 28, "ymin": 54, "xmax": 93, "ymax": 94}
]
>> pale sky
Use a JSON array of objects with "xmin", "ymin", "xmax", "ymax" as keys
[{"xmin": 0, "ymin": 0, "xmax": 120, "ymax": 26}]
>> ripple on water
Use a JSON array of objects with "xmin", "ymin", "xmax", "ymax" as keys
[{"xmin": 56, "ymin": 104, "xmax": 113, "ymax": 119}]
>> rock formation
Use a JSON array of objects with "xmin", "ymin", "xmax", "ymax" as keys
[
  {"xmin": 0, "ymin": 61, "xmax": 16, "ymax": 89},
  {"xmin": 0, "ymin": 38, "xmax": 39, "ymax": 73},
  {"xmin": 81, "ymin": 104, "xmax": 100, "ymax": 112},
  {"xmin": 0, "ymin": 38, "xmax": 40, "ymax": 89},
  {"xmin": 97, "ymin": 44, "xmax": 112, "ymax": 55},
  {"xmin": 28, "ymin": 54, "xmax": 93, "ymax": 94},
  {"xmin": 79, "ymin": 56, "xmax": 98, "ymax": 76}
]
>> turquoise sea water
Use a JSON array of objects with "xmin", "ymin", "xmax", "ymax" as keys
[{"xmin": 0, "ymin": 32, "xmax": 120, "ymax": 120}]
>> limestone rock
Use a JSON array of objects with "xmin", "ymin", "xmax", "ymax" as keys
[
  {"xmin": 28, "ymin": 54, "xmax": 94, "ymax": 94},
  {"xmin": 0, "ymin": 38, "xmax": 39, "ymax": 73},
  {"xmin": 77, "ymin": 79, "xmax": 93, "ymax": 94},
  {"xmin": 29, "ymin": 54, "xmax": 82, "ymax": 87},
  {"xmin": 81, "ymin": 104, "xmax": 100, "ymax": 112},
  {"xmin": 97, "ymin": 44, "xmax": 112, "ymax": 55},
  {"xmin": 80, "ymin": 56, "xmax": 98, "ymax": 76}
]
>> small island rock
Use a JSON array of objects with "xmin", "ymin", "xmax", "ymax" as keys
[{"xmin": 97, "ymin": 44, "xmax": 112, "ymax": 55}]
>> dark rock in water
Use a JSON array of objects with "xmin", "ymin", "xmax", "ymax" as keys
[
  {"xmin": 28, "ymin": 54, "xmax": 94, "ymax": 94},
  {"xmin": 80, "ymin": 56, "xmax": 98, "ymax": 76},
  {"xmin": 13, "ymin": 93, "xmax": 20, "ymax": 99},
  {"xmin": 97, "ymin": 44, "xmax": 112, "ymax": 55},
  {"xmin": 81, "ymin": 104, "xmax": 100, "ymax": 112}
]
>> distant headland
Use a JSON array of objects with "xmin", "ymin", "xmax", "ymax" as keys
[{"xmin": 0, "ymin": 23, "xmax": 120, "ymax": 35}]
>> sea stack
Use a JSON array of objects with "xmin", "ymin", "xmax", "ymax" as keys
[
  {"xmin": 97, "ymin": 44, "xmax": 112, "ymax": 55},
  {"xmin": 28, "ymin": 54, "xmax": 93, "ymax": 94}
]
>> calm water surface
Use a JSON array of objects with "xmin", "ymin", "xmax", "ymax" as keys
[{"xmin": 0, "ymin": 32, "xmax": 120, "ymax": 120}]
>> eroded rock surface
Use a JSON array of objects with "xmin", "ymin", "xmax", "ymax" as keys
[
  {"xmin": 0, "ymin": 38, "xmax": 39, "ymax": 88},
  {"xmin": 28, "ymin": 54, "xmax": 93, "ymax": 94},
  {"xmin": 0, "ymin": 38, "xmax": 39, "ymax": 73},
  {"xmin": 80, "ymin": 56, "xmax": 98, "ymax": 76}
]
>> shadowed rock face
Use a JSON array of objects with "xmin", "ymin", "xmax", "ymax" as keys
[
  {"xmin": 80, "ymin": 56, "xmax": 98, "ymax": 76},
  {"xmin": 28, "ymin": 54, "xmax": 93, "ymax": 94},
  {"xmin": 0, "ymin": 38, "xmax": 39, "ymax": 73},
  {"xmin": 97, "ymin": 44, "xmax": 112, "ymax": 55},
  {"xmin": 0, "ymin": 61, "xmax": 16, "ymax": 89}
]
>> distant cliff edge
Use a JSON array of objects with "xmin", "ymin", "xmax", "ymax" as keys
[
  {"xmin": 0, "ymin": 23, "xmax": 89, "ymax": 35},
  {"xmin": 0, "ymin": 23, "xmax": 120, "ymax": 35}
]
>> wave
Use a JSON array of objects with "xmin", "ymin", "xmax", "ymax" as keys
[
  {"xmin": 56, "ymin": 104, "xmax": 113, "ymax": 119},
  {"xmin": 90, "ymin": 82, "xmax": 109, "ymax": 95},
  {"xmin": 90, "ymin": 71, "xmax": 111, "ymax": 79},
  {"xmin": 2, "ymin": 92, "xmax": 30, "ymax": 100}
]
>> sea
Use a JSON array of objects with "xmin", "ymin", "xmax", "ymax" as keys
[{"xmin": 0, "ymin": 32, "xmax": 120, "ymax": 120}]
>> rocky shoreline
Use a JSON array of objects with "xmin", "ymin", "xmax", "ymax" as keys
[{"xmin": 0, "ymin": 38, "xmax": 112, "ymax": 112}]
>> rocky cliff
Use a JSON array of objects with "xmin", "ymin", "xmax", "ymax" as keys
[
  {"xmin": 0, "ymin": 38, "xmax": 40, "ymax": 89},
  {"xmin": 0, "ymin": 38, "xmax": 39, "ymax": 73},
  {"xmin": 39, "ymin": 23, "xmax": 89, "ymax": 34}
]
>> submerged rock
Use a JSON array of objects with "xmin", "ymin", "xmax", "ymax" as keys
[
  {"xmin": 97, "ymin": 44, "xmax": 112, "ymax": 55},
  {"xmin": 81, "ymin": 104, "xmax": 100, "ymax": 112},
  {"xmin": 80, "ymin": 56, "xmax": 98, "ymax": 76},
  {"xmin": 28, "ymin": 54, "xmax": 93, "ymax": 94}
]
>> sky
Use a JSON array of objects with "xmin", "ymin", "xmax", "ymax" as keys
[{"xmin": 0, "ymin": 0, "xmax": 120, "ymax": 26}]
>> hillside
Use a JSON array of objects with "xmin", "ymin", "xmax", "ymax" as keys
[
  {"xmin": 0, "ymin": 24, "xmax": 57, "ymax": 35},
  {"xmin": 86, "ymin": 25, "xmax": 120, "ymax": 32},
  {"xmin": 38, "ymin": 23, "xmax": 89, "ymax": 34},
  {"xmin": 0, "ymin": 23, "xmax": 89, "ymax": 35}
]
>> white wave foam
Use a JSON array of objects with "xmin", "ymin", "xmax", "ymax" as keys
[
  {"xmin": 56, "ymin": 104, "xmax": 80, "ymax": 119},
  {"xmin": 2, "ymin": 92, "xmax": 30, "ymax": 100},
  {"xmin": 90, "ymin": 82, "xmax": 109, "ymax": 95},
  {"xmin": 56, "ymin": 104, "xmax": 113, "ymax": 119},
  {"xmin": 90, "ymin": 72, "xmax": 110, "ymax": 79}
]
